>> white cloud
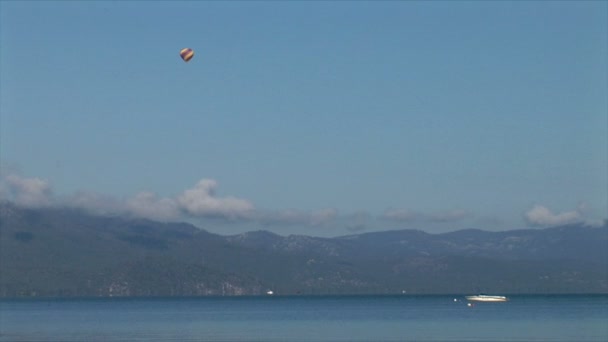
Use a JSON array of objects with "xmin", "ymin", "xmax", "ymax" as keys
[
  {"xmin": 0, "ymin": 174, "xmax": 342, "ymax": 226},
  {"xmin": 123, "ymin": 179, "xmax": 254, "ymax": 221},
  {"xmin": 2, "ymin": 174, "xmax": 53, "ymax": 207},
  {"xmin": 67, "ymin": 179, "xmax": 254, "ymax": 221},
  {"xmin": 7, "ymin": 172, "xmax": 600, "ymax": 233},
  {"xmin": 0, "ymin": 174, "xmax": 255, "ymax": 222},
  {"xmin": 524, "ymin": 205, "xmax": 583, "ymax": 227},
  {"xmin": 67, "ymin": 191, "xmax": 126, "ymax": 215},
  {"xmin": 126, "ymin": 192, "xmax": 180, "ymax": 221},
  {"xmin": 177, "ymin": 179, "xmax": 254, "ymax": 220}
]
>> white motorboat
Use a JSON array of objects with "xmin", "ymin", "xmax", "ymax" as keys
[{"xmin": 465, "ymin": 294, "xmax": 508, "ymax": 302}]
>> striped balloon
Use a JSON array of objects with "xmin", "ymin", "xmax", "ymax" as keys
[{"xmin": 180, "ymin": 48, "xmax": 194, "ymax": 62}]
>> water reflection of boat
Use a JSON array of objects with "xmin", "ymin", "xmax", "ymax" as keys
[{"xmin": 465, "ymin": 294, "xmax": 508, "ymax": 302}]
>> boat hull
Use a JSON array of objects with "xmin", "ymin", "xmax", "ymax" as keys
[{"xmin": 466, "ymin": 295, "xmax": 508, "ymax": 302}]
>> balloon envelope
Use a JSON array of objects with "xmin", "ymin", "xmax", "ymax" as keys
[{"xmin": 180, "ymin": 48, "xmax": 194, "ymax": 62}]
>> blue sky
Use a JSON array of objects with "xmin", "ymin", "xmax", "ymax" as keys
[{"xmin": 1, "ymin": 1, "xmax": 606, "ymax": 236}]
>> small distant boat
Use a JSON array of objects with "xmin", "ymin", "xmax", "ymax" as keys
[{"xmin": 465, "ymin": 294, "xmax": 508, "ymax": 302}]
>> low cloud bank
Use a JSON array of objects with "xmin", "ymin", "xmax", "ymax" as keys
[
  {"xmin": 524, "ymin": 203, "xmax": 603, "ymax": 227},
  {"xmin": 2, "ymin": 174, "xmax": 53, "ymax": 208},
  {"xmin": 0, "ymin": 174, "xmax": 339, "ymax": 227},
  {"xmin": 2, "ymin": 173, "xmax": 604, "ymax": 231},
  {"xmin": 1, "ymin": 173, "xmax": 253, "ymax": 222}
]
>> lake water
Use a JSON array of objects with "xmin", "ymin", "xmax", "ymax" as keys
[{"xmin": 1, "ymin": 295, "xmax": 606, "ymax": 341}]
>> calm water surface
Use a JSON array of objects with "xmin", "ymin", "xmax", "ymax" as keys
[{"xmin": 1, "ymin": 295, "xmax": 606, "ymax": 341}]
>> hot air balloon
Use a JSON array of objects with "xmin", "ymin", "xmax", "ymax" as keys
[{"xmin": 180, "ymin": 48, "xmax": 194, "ymax": 62}]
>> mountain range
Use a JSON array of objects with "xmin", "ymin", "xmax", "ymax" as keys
[{"xmin": 1, "ymin": 202, "xmax": 606, "ymax": 297}]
